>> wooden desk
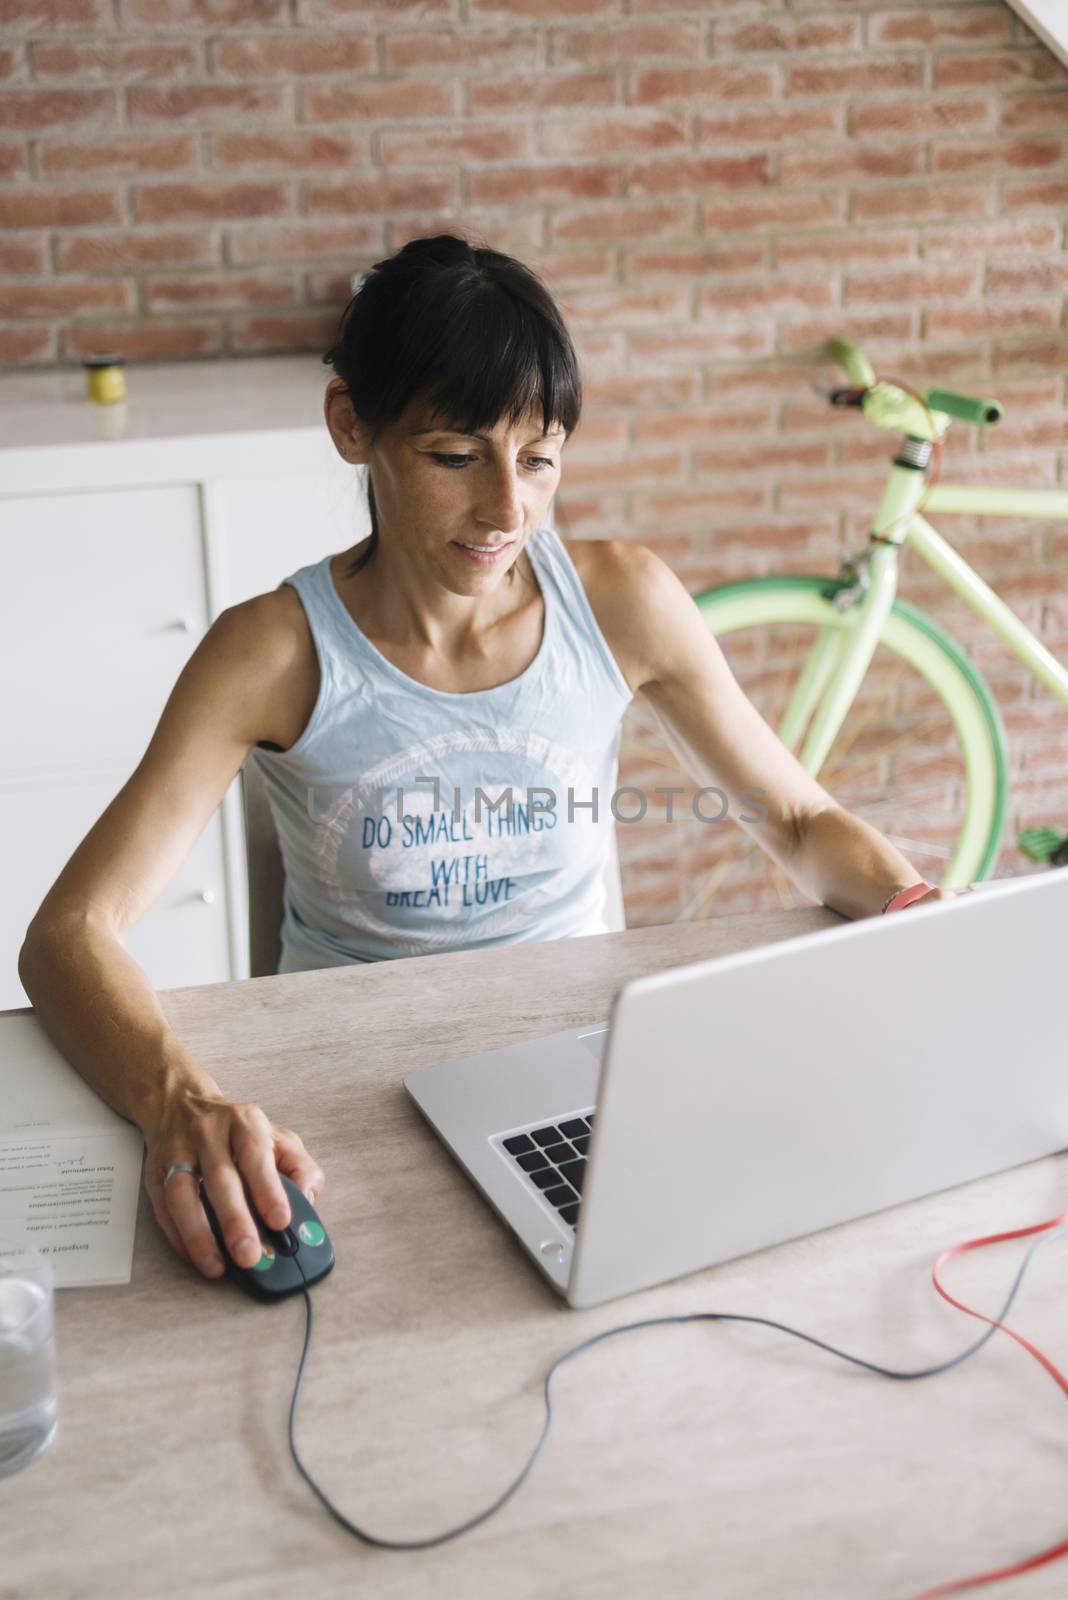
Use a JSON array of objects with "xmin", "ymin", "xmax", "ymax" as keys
[{"xmin": 6, "ymin": 910, "xmax": 1067, "ymax": 1600}]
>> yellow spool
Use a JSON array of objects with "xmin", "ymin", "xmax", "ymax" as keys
[{"xmin": 83, "ymin": 358, "xmax": 126, "ymax": 405}]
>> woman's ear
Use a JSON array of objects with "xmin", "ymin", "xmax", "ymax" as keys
[{"xmin": 324, "ymin": 378, "xmax": 371, "ymax": 464}]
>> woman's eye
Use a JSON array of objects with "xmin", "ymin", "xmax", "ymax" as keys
[
  {"xmin": 430, "ymin": 454, "xmax": 557, "ymax": 472},
  {"xmin": 433, "ymin": 454, "xmax": 475, "ymax": 468}
]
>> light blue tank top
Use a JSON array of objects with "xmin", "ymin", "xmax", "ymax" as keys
[{"xmin": 251, "ymin": 523, "xmax": 635, "ymax": 973}]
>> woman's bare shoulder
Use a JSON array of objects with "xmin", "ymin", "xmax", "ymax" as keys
[
  {"xmin": 220, "ymin": 584, "xmax": 320, "ymax": 753},
  {"xmin": 563, "ymin": 536, "xmax": 655, "ymax": 696}
]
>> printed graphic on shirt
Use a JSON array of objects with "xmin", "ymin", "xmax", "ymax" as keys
[{"xmin": 306, "ymin": 727, "xmax": 611, "ymax": 956}]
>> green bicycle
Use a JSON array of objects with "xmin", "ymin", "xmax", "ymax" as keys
[{"xmin": 676, "ymin": 337, "xmax": 1068, "ymax": 921}]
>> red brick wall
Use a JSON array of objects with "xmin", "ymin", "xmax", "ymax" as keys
[{"xmin": 3, "ymin": 0, "xmax": 1068, "ymax": 923}]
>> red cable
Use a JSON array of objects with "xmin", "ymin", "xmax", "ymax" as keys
[{"xmin": 911, "ymin": 1207, "xmax": 1068, "ymax": 1599}]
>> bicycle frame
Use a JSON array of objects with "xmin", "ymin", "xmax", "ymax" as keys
[{"xmin": 787, "ymin": 463, "xmax": 1068, "ymax": 777}]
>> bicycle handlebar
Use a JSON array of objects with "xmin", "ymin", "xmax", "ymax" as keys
[{"xmin": 824, "ymin": 339, "xmax": 1003, "ymax": 429}]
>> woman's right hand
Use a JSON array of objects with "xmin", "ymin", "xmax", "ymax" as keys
[{"xmin": 142, "ymin": 1085, "xmax": 326, "ymax": 1280}]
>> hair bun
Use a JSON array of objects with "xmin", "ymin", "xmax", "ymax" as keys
[{"xmin": 395, "ymin": 233, "xmax": 474, "ymax": 269}]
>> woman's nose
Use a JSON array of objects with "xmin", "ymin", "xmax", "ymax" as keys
[{"xmin": 478, "ymin": 463, "xmax": 524, "ymax": 534}]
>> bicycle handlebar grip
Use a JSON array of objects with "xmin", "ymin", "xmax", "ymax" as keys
[
  {"xmin": 924, "ymin": 388, "xmax": 1003, "ymax": 427},
  {"xmin": 824, "ymin": 338, "xmax": 876, "ymax": 388}
]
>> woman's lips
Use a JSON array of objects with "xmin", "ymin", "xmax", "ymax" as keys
[{"xmin": 450, "ymin": 540, "xmax": 514, "ymax": 565}]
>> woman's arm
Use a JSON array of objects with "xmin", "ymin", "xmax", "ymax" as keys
[
  {"xmin": 18, "ymin": 597, "xmax": 325, "ymax": 1279},
  {"xmin": 588, "ymin": 541, "xmax": 930, "ymax": 920}
]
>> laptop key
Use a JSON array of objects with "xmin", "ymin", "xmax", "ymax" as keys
[
  {"xmin": 517, "ymin": 1150, "xmax": 549, "ymax": 1173},
  {"xmin": 557, "ymin": 1158, "xmax": 585, "ymax": 1193},
  {"xmin": 530, "ymin": 1168, "xmax": 559, "ymax": 1191},
  {"xmin": 545, "ymin": 1184, "xmax": 577, "ymax": 1208},
  {"xmin": 559, "ymin": 1118, "xmax": 587, "ymax": 1140},
  {"xmin": 571, "ymin": 1134, "xmax": 590, "ymax": 1156},
  {"xmin": 559, "ymin": 1202, "xmax": 580, "ymax": 1227},
  {"xmin": 544, "ymin": 1142, "xmax": 573, "ymax": 1164},
  {"xmin": 503, "ymin": 1134, "xmax": 535, "ymax": 1156},
  {"xmin": 530, "ymin": 1125, "xmax": 562, "ymax": 1147}
]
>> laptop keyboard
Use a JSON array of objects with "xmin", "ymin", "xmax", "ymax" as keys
[{"xmin": 498, "ymin": 1112, "xmax": 595, "ymax": 1230}]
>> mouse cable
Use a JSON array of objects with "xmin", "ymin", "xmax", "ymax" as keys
[{"xmin": 284, "ymin": 1212, "xmax": 1068, "ymax": 1597}]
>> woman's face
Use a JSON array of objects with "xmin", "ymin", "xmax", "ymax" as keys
[{"xmin": 326, "ymin": 382, "xmax": 566, "ymax": 595}]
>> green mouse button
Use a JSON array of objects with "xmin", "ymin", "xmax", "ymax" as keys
[{"xmin": 199, "ymin": 1173, "xmax": 335, "ymax": 1301}]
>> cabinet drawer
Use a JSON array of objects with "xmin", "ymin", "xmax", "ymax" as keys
[
  {"xmin": 2, "ymin": 777, "xmax": 231, "ymax": 1010},
  {"xmin": 0, "ymin": 485, "xmax": 207, "ymax": 779}
]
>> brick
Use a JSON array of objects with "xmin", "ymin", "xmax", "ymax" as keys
[
  {"xmin": 225, "ymin": 220, "xmax": 381, "ymax": 265},
  {"xmin": 631, "ymin": 404, "xmax": 774, "ymax": 444},
  {"xmin": 211, "ymin": 35, "xmax": 372, "ymax": 76},
  {"xmin": 561, "ymin": 415, "xmax": 628, "ymax": 456},
  {"xmin": 783, "ymin": 144, "xmax": 923, "ymax": 184},
  {"xmin": 211, "ymin": 130, "xmax": 366, "ymax": 171},
  {"xmin": 128, "ymin": 85, "xmax": 285, "ymax": 125},
  {"xmin": 931, "ymin": 138, "xmax": 1065, "ymax": 176},
  {"xmin": 626, "ymin": 153, "xmax": 770, "ymax": 196},
  {"xmin": 927, "ymin": 304, "xmax": 1058, "ymax": 340},
  {"xmin": 306, "ymin": 174, "xmax": 457, "ymax": 215},
  {"xmin": 634, "ymin": 65, "xmax": 774, "ymax": 105},
  {"xmin": 0, "ymin": 189, "xmax": 120, "ymax": 228},
  {"xmin": 586, "ymin": 373, "xmax": 698, "ymax": 408},
  {"xmin": 696, "ymin": 105, "xmax": 842, "ymax": 146},
  {"xmin": 229, "ymin": 308, "xmax": 343, "ymax": 353},
  {"xmin": 869, "ymin": 6, "xmax": 1013, "ymax": 46},
  {"xmin": 935, "ymin": 51, "xmax": 1063, "ymax": 90},
  {"xmin": 557, "ymin": 286, "xmax": 690, "ymax": 326},
  {"xmin": 698, "ymin": 278, "xmax": 835, "ymax": 322},
  {"xmin": 776, "ymin": 231, "xmax": 915, "ymax": 267},
  {"xmin": 786, "ymin": 60, "xmax": 923, "ymax": 96},
  {"xmin": 378, "ymin": 121, "xmax": 523, "ymax": 166},
  {"xmin": 921, "ymin": 218, "xmax": 1060, "ymax": 259},
  {"xmin": 0, "ymin": 0, "xmax": 108, "ymax": 23},
  {"xmin": 0, "ymin": 143, "xmax": 28, "ymax": 179},
  {"xmin": 62, "ymin": 321, "xmax": 223, "ymax": 359},
  {"xmin": 631, "ymin": 325, "xmax": 775, "ymax": 364},
  {"xmin": 853, "ymin": 184, "xmax": 991, "ymax": 224},
  {"xmin": 469, "ymin": 70, "xmax": 617, "ymax": 113},
  {"xmin": 0, "ymin": 236, "xmax": 46, "ymax": 272},
  {"xmin": 1001, "ymin": 92, "xmax": 1068, "ymax": 133},
  {"xmin": 844, "ymin": 266, "xmax": 981, "ymax": 305},
  {"xmin": 694, "ymin": 440, "xmax": 832, "ymax": 476},
  {"xmin": 30, "ymin": 40, "xmax": 200, "ymax": 80},
  {"xmin": 469, "ymin": 0, "xmax": 619, "ymax": 16},
  {"xmin": 0, "ymin": 280, "xmax": 132, "ymax": 317},
  {"xmin": 123, "ymin": 0, "xmax": 285, "ymax": 21},
  {"xmin": 552, "ymin": 200, "xmax": 693, "ymax": 244},
  {"xmin": 303, "ymin": 80, "xmax": 456, "ymax": 123},
  {"xmin": 630, "ymin": 243, "xmax": 766, "ymax": 277},
  {"xmin": 632, "ymin": 487, "xmax": 769, "ymax": 527},
  {"xmin": 1003, "ymin": 179, "xmax": 1068, "ymax": 210},
  {"xmin": 133, "ymin": 180, "xmax": 289, "ymax": 223},
  {"xmin": 540, "ymin": 109, "xmax": 687, "ymax": 158},
  {"xmin": 777, "ymin": 307, "xmax": 908, "ymax": 355},
  {"xmin": 0, "ymin": 324, "xmax": 55, "ymax": 364},
  {"xmin": 384, "ymin": 28, "xmax": 538, "ymax": 71},
  {"xmin": 702, "ymin": 192, "xmax": 845, "ymax": 232},
  {"xmin": 38, "ymin": 135, "xmax": 197, "ymax": 177},
  {"xmin": 0, "ymin": 88, "xmax": 116, "ymax": 131},
  {"xmin": 981, "ymin": 415, "xmax": 1068, "ymax": 450},
  {"xmin": 717, "ymin": 17, "xmax": 859, "ymax": 53},
  {"xmin": 848, "ymin": 97, "xmax": 995, "ymax": 138},
  {"xmin": 988, "ymin": 260, "xmax": 1068, "ymax": 295},
  {"xmin": 143, "ymin": 270, "xmax": 296, "ymax": 311},
  {"xmin": 57, "ymin": 227, "xmax": 217, "ymax": 270},
  {"xmin": 550, "ymin": 21, "xmax": 700, "ymax": 66},
  {"xmin": 468, "ymin": 163, "xmax": 619, "ymax": 205},
  {"xmin": 563, "ymin": 448, "xmax": 684, "ymax": 488},
  {"xmin": 529, "ymin": 247, "xmax": 619, "ymax": 285}
]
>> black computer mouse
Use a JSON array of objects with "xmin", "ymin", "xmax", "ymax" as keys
[{"xmin": 199, "ymin": 1172, "xmax": 335, "ymax": 1301}]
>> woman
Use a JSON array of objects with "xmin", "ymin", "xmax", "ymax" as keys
[{"xmin": 18, "ymin": 234, "xmax": 948, "ymax": 1285}]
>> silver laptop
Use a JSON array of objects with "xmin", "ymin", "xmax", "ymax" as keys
[{"xmin": 404, "ymin": 870, "xmax": 1068, "ymax": 1308}]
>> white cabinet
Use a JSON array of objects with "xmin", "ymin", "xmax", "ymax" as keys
[{"xmin": 0, "ymin": 355, "xmax": 368, "ymax": 1007}]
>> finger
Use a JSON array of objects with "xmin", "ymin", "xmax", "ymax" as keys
[
  {"xmin": 143, "ymin": 1165, "xmax": 196, "ymax": 1268},
  {"xmin": 194, "ymin": 1112, "xmax": 276, "ymax": 1271},
  {"xmin": 161, "ymin": 1165, "xmax": 227, "ymax": 1278},
  {"xmin": 230, "ymin": 1108, "xmax": 295, "ymax": 1232},
  {"xmin": 272, "ymin": 1126, "xmax": 326, "ymax": 1205}
]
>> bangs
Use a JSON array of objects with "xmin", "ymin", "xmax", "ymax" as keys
[{"xmin": 395, "ymin": 280, "xmax": 581, "ymax": 442}]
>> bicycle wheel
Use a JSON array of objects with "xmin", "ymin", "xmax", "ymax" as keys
[{"xmin": 661, "ymin": 576, "xmax": 1008, "ymax": 920}]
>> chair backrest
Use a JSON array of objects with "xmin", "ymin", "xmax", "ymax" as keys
[{"xmin": 241, "ymin": 758, "xmax": 627, "ymax": 978}]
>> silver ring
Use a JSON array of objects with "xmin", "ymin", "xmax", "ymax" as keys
[{"xmin": 164, "ymin": 1162, "xmax": 200, "ymax": 1188}]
